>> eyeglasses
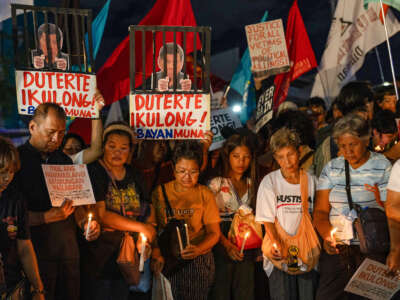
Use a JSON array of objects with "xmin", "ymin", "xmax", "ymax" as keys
[{"xmin": 175, "ymin": 169, "xmax": 200, "ymax": 177}]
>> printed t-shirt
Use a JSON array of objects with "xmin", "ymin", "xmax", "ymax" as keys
[
  {"xmin": 150, "ymin": 181, "xmax": 221, "ymax": 244},
  {"xmin": 255, "ymin": 169, "xmax": 316, "ymax": 235},
  {"xmin": 16, "ymin": 141, "xmax": 79, "ymax": 260},
  {"xmin": 317, "ymin": 152, "xmax": 391, "ymax": 243},
  {"xmin": 208, "ymin": 177, "xmax": 251, "ymax": 219},
  {"xmin": 0, "ymin": 180, "xmax": 30, "ymax": 287}
]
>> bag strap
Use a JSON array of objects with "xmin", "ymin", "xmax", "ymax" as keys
[
  {"xmin": 345, "ymin": 160, "xmax": 354, "ymax": 210},
  {"xmin": 299, "ymin": 150, "xmax": 314, "ymax": 168},
  {"xmin": 299, "ymin": 169, "xmax": 309, "ymax": 213},
  {"xmin": 161, "ymin": 184, "xmax": 174, "ymax": 219}
]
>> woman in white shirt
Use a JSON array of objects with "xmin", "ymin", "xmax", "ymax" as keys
[
  {"xmin": 256, "ymin": 127, "xmax": 318, "ymax": 300},
  {"xmin": 208, "ymin": 133, "xmax": 258, "ymax": 300}
]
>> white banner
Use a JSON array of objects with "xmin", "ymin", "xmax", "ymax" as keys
[
  {"xmin": 209, "ymin": 108, "xmax": 242, "ymax": 151},
  {"xmin": 15, "ymin": 70, "xmax": 98, "ymax": 118},
  {"xmin": 130, "ymin": 93, "xmax": 210, "ymax": 139},
  {"xmin": 42, "ymin": 164, "xmax": 96, "ymax": 207},
  {"xmin": 311, "ymin": 1, "xmax": 400, "ymax": 104},
  {"xmin": 345, "ymin": 258, "xmax": 400, "ymax": 300}
]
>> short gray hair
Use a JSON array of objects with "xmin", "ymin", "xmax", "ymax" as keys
[
  {"xmin": 270, "ymin": 127, "xmax": 301, "ymax": 154},
  {"xmin": 332, "ymin": 113, "xmax": 370, "ymax": 143}
]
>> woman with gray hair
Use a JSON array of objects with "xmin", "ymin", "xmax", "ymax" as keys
[
  {"xmin": 256, "ymin": 127, "xmax": 319, "ymax": 300},
  {"xmin": 313, "ymin": 113, "xmax": 392, "ymax": 300}
]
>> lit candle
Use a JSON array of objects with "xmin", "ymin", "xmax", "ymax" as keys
[
  {"xmin": 176, "ymin": 227, "xmax": 183, "ymax": 252},
  {"xmin": 240, "ymin": 231, "xmax": 250, "ymax": 255},
  {"xmin": 85, "ymin": 213, "xmax": 92, "ymax": 240},
  {"xmin": 330, "ymin": 227, "xmax": 338, "ymax": 245},
  {"xmin": 184, "ymin": 223, "xmax": 190, "ymax": 247},
  {"xmin": 273, "ymin": 242, "xmax": 278, "ymax": 250},
  {"xmin": 139, "ymin": 233, "xmax": 147, "ymax": 272}
]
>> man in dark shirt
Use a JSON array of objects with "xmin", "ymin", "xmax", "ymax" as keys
[{"xmin": 15, "ymin": 103, "xmax": 99, "ymax": 300}]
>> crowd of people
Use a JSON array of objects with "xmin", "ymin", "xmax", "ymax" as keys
[{"xmin": 0, "ymin": 79, "xmax": 400, "ymax": 300}]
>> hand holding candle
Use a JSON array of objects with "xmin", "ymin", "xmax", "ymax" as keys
[
  {"xmin": 85, "ymin": 213, "xmax": 92, "ymax": 240},
  {"xmin": 240, "ymin": 231, "xmax": 250, "ymax": 255},
  {"xmin": 176, "ymin": 226, "xmax": 183, "ymax": 252},
  {"xmin": 139, "ymin": 233, "xmax": 147, "ymax": 272}
]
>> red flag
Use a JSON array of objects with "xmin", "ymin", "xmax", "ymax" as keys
[
  {"xmin": 273, "ymin": 0, "xmax": 317, "ymax": 109},
  {"xmin": 96, "ymin": 0, "xmax": 201, "ymax": 105}
]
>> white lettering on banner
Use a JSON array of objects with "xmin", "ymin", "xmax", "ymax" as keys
[
  {"xmin": 42, "ymin": 164, "xmax": 96, "ymax": 207},
  {"xmin": 255, "ymin": 84, "xmax": 275, "ymax": 133},
  {"xmin": 129, "ymin": 93, "xmax": 210, "ymax": 140},
  {"xmin": 15, "ymin": 70, "xmax": 98, "ymax": 118},
  {"xmin": 209, "ymin": 108, "xmax": 242, "ymax": 151}
]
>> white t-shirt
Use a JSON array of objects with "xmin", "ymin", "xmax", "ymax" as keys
[
  {"xmin": 69, "ymin": 150, "xmax": 84, "ymax": 164},
  {"xmin": 255, "ymin": 169, "xmax": 316, "ymax": 236},
  {"xmin": 388, "ymin": 159, "xmax": 400, "ymax": 192}
]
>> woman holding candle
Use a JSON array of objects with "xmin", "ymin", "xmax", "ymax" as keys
[
  {"xmin": 207, "ymin": 133, "xmax": 258, "ymax": 300},
  {"xmin": 80, "ymin": 122, "xmax": 156, "ymax": 300},
  {"xmin": 149, "ymin": 141, "xmax": 221, "ymax": 300},
  {"xmin": 313, "ymin": 114, "xmax": 392, "ymax": 300},
  {"xmin": 255, "ymin": 127, "xmax": 319, "ymax": 300}
]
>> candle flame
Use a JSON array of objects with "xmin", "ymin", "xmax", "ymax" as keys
[
  {"xmin": 244, "ymin": 231, "xmax": 250, "ymax": 239},
  {"xmin": 141, "ymin": 233, "xmax": 147, "ymax": 242},
  {"xmin": 374, "ymin": 145, "xmax": 383, "ymax": 152},
  {"xmin": 330, "ymin": 227, "xmax": 337, "ymax": 235},
  {"xmin": 88, "ymin": 213, "xmax": 93, "ymax": 219}
]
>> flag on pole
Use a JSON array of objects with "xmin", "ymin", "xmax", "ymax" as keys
[
  {"xmin": 311, "ymin": 0, "xmax": 400, "ymax": 104},
  {"xmin": 273, "ymin": 0, "xmax": 317, "ymax": 109},
  {"xmin": 364, "ymin": 0, "xmax": 400, "ymax": 12},
  {"xmin": 230, "ymin": 10, "xmax": 269, "ymax": 123},
  {"xmin": 96, "ymin": 0, "xmax": 201, "ymax": 106}
]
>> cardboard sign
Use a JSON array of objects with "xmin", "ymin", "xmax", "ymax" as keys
[
  {"xmin": 209, "ymin": 108, "xmax": 242, "ymax": 151},
  {"xmin": 129, "ymin": 93, "xmax": 210, "ymax": 139},
  {"xmin": 245, "ymin": 19, "xmax": 290, "ymax": 78},
  {"xmin": 42, "ymin": 164, "xmax": 96, "ymax": 207},
  {"xmin": 15, "ymin": 70, "xmax": 98, "ymax": 118},
  {"xmin": 255, "ymin": 82, "xmax": 275, "ymax": 133},
  {"xmin": 344, "ymin": 258, "xmax": 400, "ymax": 300}
]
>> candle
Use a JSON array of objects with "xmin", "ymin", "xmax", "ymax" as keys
[
  {"xmin": 176, "ymin": 226, "xmax": 183, "ymax": 252},
  {"xmin": 184, "ymin": 223, "xmax": 190, "ymax": 247},
  {"xmin": 139, "ymin": 233, "xmax": 147, "ymax": 272},
  {"xmin": 85, "ymin": 213, "xmax": 92, "ymax": 240},
  {"xmin": 330, "ymin": 227, "xmax": 338, "ymax": 245},
  {"xmin": 240, "ymin": 231, "xmax": 250, "ymax": 255},
  {"xmin": 273, "ymin": 243, "xmax": 278, "ymax": 250}
]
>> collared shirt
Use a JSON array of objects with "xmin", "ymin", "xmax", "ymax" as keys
[{"xmin": 15, "ymin": 141, "xmax": 79, "ymax": 260}]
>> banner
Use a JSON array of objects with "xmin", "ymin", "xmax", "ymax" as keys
[
  {"xmin": 245, "ymin": 19, "xmax": 290, "ymax": 78},
  {"xmin": 42, "ymin": 164, "xmax": 96, "ymax": 207},
  {"xmin": 209, "ymin": 108, "xmax": 242, "ymax": 151},
  {"xmin": 255, "ymin": 79, "xmax": 275, "ymax": 133},
  {"xmin": 311, "ymin": 1, "xmax": 400, "ymax": 104},
  {"xmin": 130, "ymin": 93, "xmax": 210, "ymax": 139},
  {"xmin": 345, "ymin": 258, "xmax": 400, "ymax": 300},
  {"xmin": 15, "ymin": 70, "xmax": 98, "ymax": 118}
]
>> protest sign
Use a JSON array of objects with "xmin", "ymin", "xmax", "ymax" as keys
[
  {"xmin": 255, "ymin": 80, "xmax": 275, "ymax": 133},
  {"xmin": 42, "ymin": 164, "xmax": 96, "ymax": 207},
  {"xmin": 209, "ymin": 108, "xmax": 242, "ymax": 151},
  {"xmin": 130, "ymin": 93, "xmax": 210, "ymax": 139},
  {"xmin": 245, "ymin": 19, "xmax": 290, "ymax": 78},
  {"xmin": 344, "ymin": 258, "xmax": 400, "ymax": 300},
  {"xmin": 15, "ymin": 70, "xmax": 98, "ymax": 118}
]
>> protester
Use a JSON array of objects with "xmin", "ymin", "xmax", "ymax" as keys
[
  {"xmin": 256, "ymin": 127, "xmax": 318, "ymax": 300},
  {"xmin": 149, "ymin": 141, "xmax": 221, "ymax": 300},
  {"xmin": 308, "ymin": 97, "xmax": 330, "ymax": 147},
  {"xmin": 374, "ymin": 84, "xmax": 397, "ymax": 114},
  {"xmin": 313, "ymin": 114, "xmax": 391, "ymax": 300},
  {"xmin": 15, "ymin": 103, "xmax": 100, "ymax": 300},
  {"xmin": 80, "ymin": 121, "xmax": 156, "ymax": 300},
  {"xmin": 0, "ymin": 137, "xmax": 45, "ymax": 300},
  {"xmin": 208, "ymin": 133, "xmax": 258, "ymax": 300}
]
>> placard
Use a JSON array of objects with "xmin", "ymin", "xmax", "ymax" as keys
[
  {"xmin": 255, "ymin": 82, "xmax": 275, "ymax": 133},
  {"xmin": 209, "ymin": 108, "xmax": 242, "ymax": 151},
  {"xmin": 15, "ymin": 70, "xmax": 98, "ymax": 118},
  {"xmin": 42, "ymin": 164, "xmax": 96, "ymax": 207},
  {"xmin": 130, "ymin": 93, "xmax": 210, "ymax": 139},
  {"xmin": 245, "ymin": 19, "xmax": 290, "ymax": 78},
  {"xmin": 344, "ymin": 258, "xmax": 400, "ymax": 300}
]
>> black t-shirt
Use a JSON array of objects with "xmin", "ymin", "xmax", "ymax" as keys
[
  {"xmin": 0, "ymin": 179, "xmax": 30, "ymax": 287},
  {"xmin": 15, "ymin": 141, "xmax": 79, "ymax": 260},
  {"xmin": 87, "ymin": 161, "xmax": 149, "ymax": 222}
]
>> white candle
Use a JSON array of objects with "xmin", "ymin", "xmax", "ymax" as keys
[
  {"xmin": 184, "ymin": 223, "xmax": 190, "ymax": 247},
  {"xmin": 240, "ymin": 231, "xmax": 250, "ymax": 255},
  {"xmin": 176, "ymin": 227, "xmax": 183, "ymax": 252},
  {"xmin": 85, "ymin": 213, "xmax": 92, "ymax": 240},
  {"xmin": 139, "ymin": 233, "xmax": 147, "ymax": 272}
]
